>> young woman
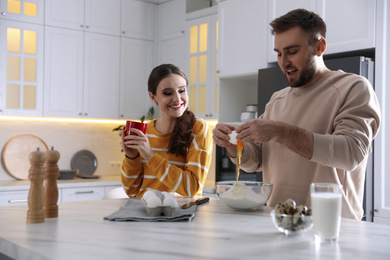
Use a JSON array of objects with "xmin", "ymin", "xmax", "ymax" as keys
[{"xmin": 119, "ymin": 64, "xmax": 213, "ymax": 198}]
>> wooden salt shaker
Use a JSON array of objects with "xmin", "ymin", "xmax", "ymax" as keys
[
  {"xmin": 27, "ymin": 147, "xmax": 46, "ymax": 223},
  {"xmin": 45, "ymin": 146, "xmax": 60, "ymax": 218}
]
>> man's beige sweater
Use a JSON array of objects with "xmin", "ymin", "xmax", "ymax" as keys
[{"xmin": 236, "ymin": 70, "xmax": 381, "ymax": 220}]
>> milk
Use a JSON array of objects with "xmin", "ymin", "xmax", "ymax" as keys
[{"xmin": 311, "ymin": 192, "xmax": 342, "ymax": 241}]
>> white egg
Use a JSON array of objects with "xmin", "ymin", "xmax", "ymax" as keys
[
  {"xmin": 229, "ymin": 131, "xmax": 238, "ymax": 145},
  {"xmin": 145, "ymin": 196, "xmax": 162, "ymax": 208},
  {"xmin": 162, "ymin": 193, "xmax": 179, "ymax": 207},
  {"xmin": 143, "ymin": 190, "xmax": 156, "ymax": 200}
]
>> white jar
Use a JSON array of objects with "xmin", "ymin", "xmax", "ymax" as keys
[
  {"xmin": 246, "ymin": 104, "xmax": 258, "ymax": 112},
  {"xmin": 240, "ymin": 111, "xmax": 256, "ymax": 122}
]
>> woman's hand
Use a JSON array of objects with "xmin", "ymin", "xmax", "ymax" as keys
[{"xmin": 120, "ymin": 128, "xmax": 154, "ymax": 160}]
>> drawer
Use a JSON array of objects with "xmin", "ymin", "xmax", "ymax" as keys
[
  {"xmin": 0, "ymin": 190, "xmax": 29, "ymax": 206},
  {"xmin": 61, "ymin": 186, "xmax": 105, "ymax": 202}
]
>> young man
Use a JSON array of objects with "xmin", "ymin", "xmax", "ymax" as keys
[{"xmin": 213, "ymin": 9, "xmax": 381, "ymax": 220}]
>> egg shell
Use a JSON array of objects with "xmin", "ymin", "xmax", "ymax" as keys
[{"xmin": 229, "ymin": 131, "xmax": 238, "ymax": 145}]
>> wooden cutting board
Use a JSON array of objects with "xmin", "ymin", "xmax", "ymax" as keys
[{"xmin": 2, "ymin": 134, "xmax": 48, "ymax": 180}]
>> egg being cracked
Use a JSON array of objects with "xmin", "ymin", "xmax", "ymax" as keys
[{"xmin": 229, "ymin": 131, "xmax": 238, "ymax": 145}]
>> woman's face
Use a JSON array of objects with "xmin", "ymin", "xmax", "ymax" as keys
[{"xmin": 150, "ymin": 74, "xmax": 188, "ymax": 120}]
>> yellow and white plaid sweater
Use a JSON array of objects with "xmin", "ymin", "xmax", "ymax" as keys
[{"xmin": 121, "ymin": 118, "xmax": 213, "ymax": 198}]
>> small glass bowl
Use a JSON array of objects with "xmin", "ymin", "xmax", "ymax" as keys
[{"xmin": 270, "ymin": 209, "xmax": 313, "ymax": 235}]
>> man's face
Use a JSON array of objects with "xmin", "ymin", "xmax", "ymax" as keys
[{"xmin": 274, "ymin": 26, "xmax": 317, "ymax": 88}]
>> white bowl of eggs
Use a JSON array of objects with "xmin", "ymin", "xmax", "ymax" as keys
[{"xmin": 142, "ymin": 190, "xmax": 179, "ymax": 217}]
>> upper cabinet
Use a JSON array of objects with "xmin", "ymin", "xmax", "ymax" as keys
[
  {"xmin": 44, "ymin": 28, "xmax": 120, "ymax": 119},
  {"xmin": 316, "ymin": 0, "xmax": 375, "ymax": 54},
  {"xmin": 0, "ymin": 19, "xmax": 44, "ymax": 116},
  {"xmin": 186, "ymin": 12, "xmax": 219, "ymax": 119},
  {"xmin": 157, "ymin": 0, "xmax": 186, "ymax": 70},
  {"xmin": 0, "ymin": 0, "xmax": 44, "ymax": 24},
  {"xmin": 121, "ymin": 0, "xmax": 155, "ymax": 40},
  {"xmin": 218, "ymin": 0, "xmax": 268, "ymax": 78},
  {"xmin": 158, "ymin": 0, "xmax": 186, "ymax": 41},
  {"xmin": 119, "ymin": 38, "xmax": 154, "ymax": 120},
  {"xmin": 45, "ymin": 0, "xmax": 121, "ymax": 36}
]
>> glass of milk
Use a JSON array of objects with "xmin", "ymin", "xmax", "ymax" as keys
[{"xmin": 310, "ymin": 183, "xmax": 342, "ymax": 242}]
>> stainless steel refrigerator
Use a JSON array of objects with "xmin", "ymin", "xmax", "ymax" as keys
[{"xmin": 257, "ymin": 56, "xmax": 375, "ymax": 221}]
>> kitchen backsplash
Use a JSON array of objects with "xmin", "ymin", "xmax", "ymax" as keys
[{"xmin": 0, "ymin": 118, "xmax": 125, "ymax": 181}]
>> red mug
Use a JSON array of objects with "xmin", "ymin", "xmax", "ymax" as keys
[{"xmin": 125, "ymin": 121, "xmax": 147, "ymax": 136}]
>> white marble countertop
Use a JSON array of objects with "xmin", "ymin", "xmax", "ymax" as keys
[{"xmin": 0, "ymin": 197, "xmax": 389, "ymax": 260}]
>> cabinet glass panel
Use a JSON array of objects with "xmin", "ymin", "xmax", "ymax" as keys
[
  {"xmin": 190, "ymin": 26, "xmax": 198, "ymax": 54},
  {"xmin": 23, "ymin": 85, "xmax": 35, "ymax": 109},
  {"xmin": 7, "ymin": 56, "xmax": 20, "ymax": 81},
  {"xmin": 23, "ymin": 58, "xmax": 36, "ymax": 82},
  {"xmin": 24, "ymin": 30, "xmax": 36, "ymax": 54},
  {"xmin": 7, "ymin": 0, "xmax": 37, "ymax": 17},
  {"xmin": 6, "ymin": 84, "xmax": 20, "ymax": 108},
  {"xmin": 199, "ymin": 86, "xmax": 206, "ymax": 114},
  {"xmin": 199, "ymin": 23, "xmax": 208, "ymax": 52},
  {"xmin": 199, "ymin": 55, "xmax": 207, "ymax": 83},
  {"xmin": 190, "ymin": 56, "xmax": 197, "ymax": 84},
  {"xmin": 24, "ymin": 2, "xmax": 37, "ymax": 17},
  {"xmin": 189, "ymin": 86, "xmax": 197, "ymax": 112},
  {"xmin": 8, "ymin": 0, "xmax": 21, "ymax": 14},
  {"xmin": 7, "ymin": 28, "xmax": 21, "ymax": 53}
]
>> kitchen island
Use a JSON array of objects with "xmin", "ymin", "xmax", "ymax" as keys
[{"xmin": 0, "ymin": 197, "xmax": 389, "ymax": 260}]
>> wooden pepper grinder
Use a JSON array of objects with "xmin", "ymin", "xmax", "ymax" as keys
[
  {"xmin": 45, "ymin": 146, "xmax": 60, "ymax": 218},
  {"xmin": 27, "ymin": 147, "xmax": 46, "ymax": 223}
]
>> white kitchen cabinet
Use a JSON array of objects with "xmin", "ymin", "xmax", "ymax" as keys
[
  {"xmin": 267, "ymin": 0, "xmax": 317, "ymax": 63},
  {"xmin": 0, "ymin": 188, "xmax": 62, "ymax": 207},
  {"xmin": 119, "ymin": 38, "xmax": 154, "ymax": 120},
  {"xmin": 157, "ymin": 0, "xmax": 186, "ymax": 69},
  {"xmin": 61, "ymin": 186, "xmax": 105, "ymax": 202},
  {"xmin": 45, "ymin": 0, "xmax": 121, "ymax": 36},
  {"xmin": 121, "ymin": 0, "xmax": 155, "ymax": 41},
  {"xmin": 186, "ymin": 12, "xmax": 219, "ymax": 119},
  {"xmin": 218, "ymin": 0, "xmax": 268, "ymax": 78},
  {"xmin": 0, "ymin": 190, "xmax": 29, "ymax": 206},
  {"xmin": 44, "ymin": 28, "xmax": 120, "ymax": 119},
  {"xmin": 158, "ymin": 0, "xmax": 186, "ymax": 41},
  {"xmin": 317, "ymin": 0, "xmax": 375, "ymax": 54},
  {"xmin": 83, "ymin": 33, "xmax": 120, "ymax": 119},
  {"xmin": 158, "ymin": 36, "xmax": 187, "ymax": 71},
  {"xmin": 0, "ymin": 20, "xmax": 44, "ymax": 116},
  {"xmin": 0, "ymin": 0, "xmax": 44, "ymax": 25},
  {"xmin": 43, "ymin": 27, "xmax": 84, "ymax": 117}
]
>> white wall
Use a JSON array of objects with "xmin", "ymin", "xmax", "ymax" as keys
[{"xmin": 0, "ymin": 119, "xmax": 125, "ymax": 181}]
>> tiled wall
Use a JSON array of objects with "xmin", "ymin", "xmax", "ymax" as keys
[{"xmin": 0, "ymin": 118, "xmax": 125, "ymax": 181}]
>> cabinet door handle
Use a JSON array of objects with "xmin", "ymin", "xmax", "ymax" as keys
[
  {"xmin": 1, "ymin": 12, "xmax": 6, "ymax": 16},
  {"xmin": 8, "ymin": 199, "xmax": 28, "ymax": 203},
  {"xmin": 75, "ymin": 191, "xmax": 94, "ymax": 194},
  {"xmin": 84, "ymin": 113, "xmax": 88, "ymax": 116}
]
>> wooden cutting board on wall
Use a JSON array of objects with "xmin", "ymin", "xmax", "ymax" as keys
[{"xmin": 2, "ymin": 134, "xmax": 48, "ymax": 180}]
